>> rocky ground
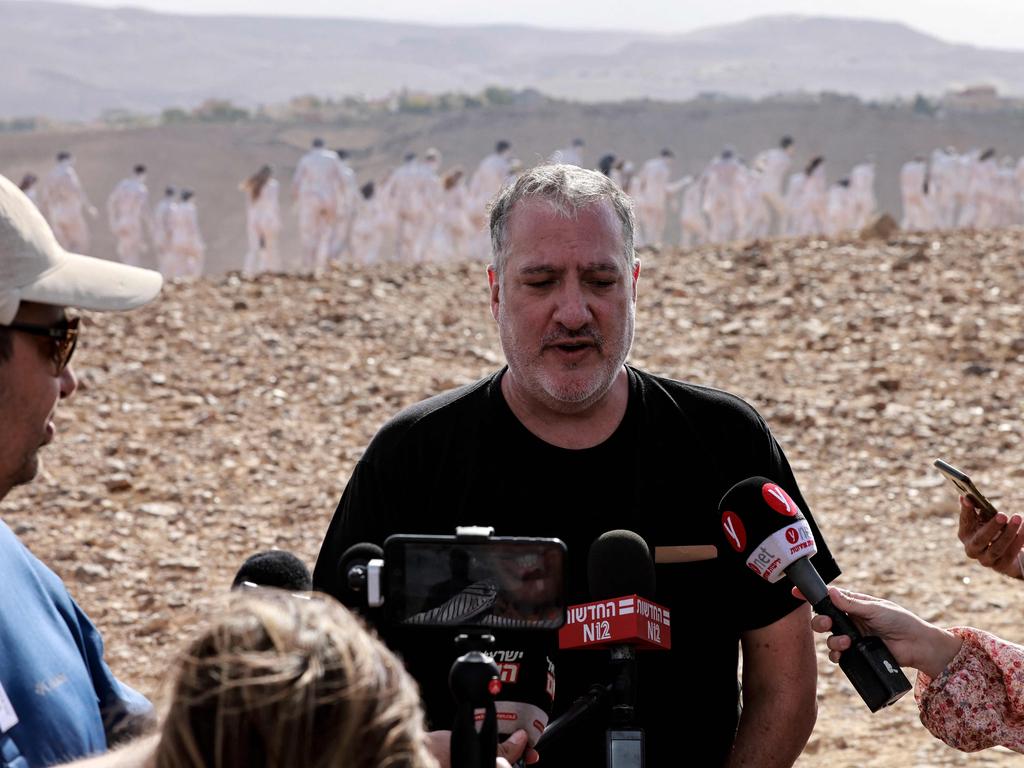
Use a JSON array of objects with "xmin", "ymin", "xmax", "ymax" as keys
[{"xmin": 6, "ymin": 227, "xmax": 1024, "ymax": 766}]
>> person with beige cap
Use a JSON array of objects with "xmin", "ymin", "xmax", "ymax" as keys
[{"xmin": 0, "ymin": 173, "xmax": 162, "ymax": 767}]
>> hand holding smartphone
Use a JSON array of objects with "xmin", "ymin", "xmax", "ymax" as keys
[{"xmin": 933, "ymin": 459, "xmax": 999, "ymax": 521}]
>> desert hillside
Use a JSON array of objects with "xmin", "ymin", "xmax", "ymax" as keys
[
  {"xmin": 6, "ymin": 227, "xmax": 1024, "ymax": 766},
  {"xmin": 5, "ymin": 2, "xmax": 1024, "ymax": 120}
]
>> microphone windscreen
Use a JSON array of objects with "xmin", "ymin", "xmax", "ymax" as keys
[
  {"xmin": 232, "ymin": 550, "xmax": 312, "ymax": 591},
  {"xmin": 587, "ymin": 530, "xmax": 655, "ymax": 600},
  {"xmin": 336, "ymin": 542, "xmax": 384, "ymax": 588},
  {"xmin": 717, "ymin": 476, "xmax": 808, "ymax": 555}
]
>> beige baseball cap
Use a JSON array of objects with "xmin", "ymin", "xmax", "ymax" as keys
[{"xmin": 0, "ymin": 173, "xmax": 162, "ymax": 325}]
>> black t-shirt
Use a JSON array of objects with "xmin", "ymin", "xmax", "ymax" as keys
[{"xmin": 314, "ymin": 366, "xmax": 840, "ymax": 767}]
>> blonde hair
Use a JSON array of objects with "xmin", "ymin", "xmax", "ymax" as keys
[{"xmin": 154, "ymin": 591, "xmax": 436, "ymax": 768}]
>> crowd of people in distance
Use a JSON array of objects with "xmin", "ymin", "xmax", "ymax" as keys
[
  {"xmin": 625, "ymin": 138, "xmax": 878, "ymax": 248},
  {"xmin": 19, "ymin": 156, "xmax": 205, "ymax": 279},
  {"xmin": 16, "ymin": 136, "xmax": 1024, "ymax": 282},
  {"xmin": 900, "ymin": 148, "xmax": 1024, "ymax": 232}
]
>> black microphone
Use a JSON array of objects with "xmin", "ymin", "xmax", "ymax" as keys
[
  {"xmin": 717, "ymin": 477, "xmax": 911, "ymax": 712},
  {"xmin": 336, "ymin": 542, "xmax": 384, "ymax": 606},
  {"xmin": 231, "ymin": 550, "xmax": 312, "ymax": 591},
  {"xmin": 589, "ymin": 530, "xmax": 654, "ymax": 767},
  {"xmin": 588, "ymin": 530, "xmax": 656, "ymax": 601}
]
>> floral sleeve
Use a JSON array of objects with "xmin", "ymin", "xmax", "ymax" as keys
[{"xmin": 915, "ymin": 627, "xmax": 1024, "ymax": 753}]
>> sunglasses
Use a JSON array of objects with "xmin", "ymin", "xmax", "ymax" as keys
[{"xmin": 7, "ymin": 316, "xmax": 80, "ymax": 373}]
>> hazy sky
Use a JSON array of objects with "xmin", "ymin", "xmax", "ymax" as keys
[{"xmin": 23, "ymin": 0, "xmax": 1024, "ymax": 50}]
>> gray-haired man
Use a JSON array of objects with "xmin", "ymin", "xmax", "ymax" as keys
[{"xmin": 315, "ymin": 164, "xmax": 840, "ymax": 767}]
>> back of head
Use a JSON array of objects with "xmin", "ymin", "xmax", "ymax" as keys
[
  {"xmin": 181, "ymin": 189, "xmax": 194, "ymax": 202},
  {"xmin": 360, "ymin": 180, "xmax": 375, "ymax": 200},
  {"xmin": 134, "ymin": 164, "xmax": 147, "ymax": 175},
  {"xmin": 165, "ymin": 187, "xmax": 176, "ymax": 198},
  {"xmin": 660, "ymin": 147, "xmax": 674, "ymax": 158},
  {"xmin": 155, "ymin": 591, "xmax": 435, "ymax": 768},
  {"xmin": 443, "ymin": 168, "xmax": 464, "ymax": 190},
  {"xmin": 311, "ymin": 137, "xmax": 324, "ymax": 149},
  {"xmin": 56, "ymin": 151, "xmax": 71, "ymax": 163},
  {"xmin": 495, "ymin": 140, "xmax": 511, "ymax": 154},
  {"xmin": 780, "ymin": 135, "xmax": 794, "ymax": 150},
  {"xmin": 241, "ymin": 166, "xmax": 273, "ymax": 201},
  {"xmin": 488, "ymin": 163, "xmax": 636, "ymax": 278}
]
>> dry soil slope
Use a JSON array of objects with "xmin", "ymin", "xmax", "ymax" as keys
[{"xmin": 4, "ymin": 227, "xmax": 1024, "ymax": 765}]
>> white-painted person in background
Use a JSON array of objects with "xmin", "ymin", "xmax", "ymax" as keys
[
  {"xmin": 240, "ymin": 165, "xmax": 282, "ymax": 276},
  {"xmin": 107, "ymin": 165, "xmax": 151, "ymax": 268},
  {"xmin": 163, "ymin": 189, "xmax": 204, "ymax": 280},
  {"xmin": 39, "ymin": 151, "xmax": 97, "ymax": 253}
]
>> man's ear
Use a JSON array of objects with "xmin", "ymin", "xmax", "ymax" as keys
[
  {"xmin": 631, "ymin": 257, "xmax": 641, "ymax": 302},
  {"xmin": 487, "ymin": 265, "xmax": 500, "ymax": 321}
]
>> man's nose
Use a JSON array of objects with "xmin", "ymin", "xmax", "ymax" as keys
[
  {"xmin": 59, "ymin": 365, "xmax": 78, "ymax": 400},
  {"xmin": 552, "ymin": 283, "xmax": 592, "ymax": 329}
]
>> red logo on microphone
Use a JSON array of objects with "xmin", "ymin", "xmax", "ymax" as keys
[
  {"xmin": 721, "ymin": 511, "xmax": 747, "ymax": 552},
  {"xmin": 762, "ymin": 483, "xmax": 800, "ymax": 517},
  {"xmin": 785, "ymin": 527, "xmax": 799, "ymax": 544}
]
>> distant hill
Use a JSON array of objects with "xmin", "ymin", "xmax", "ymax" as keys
[{"xmin": 4, "ymin": 2, "xmax": 1024, "ymax": 120}]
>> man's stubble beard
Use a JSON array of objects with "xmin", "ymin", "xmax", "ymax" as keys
[{"xmin": 498, "ymin": 305, "xmax": 636, "ymax": 413}]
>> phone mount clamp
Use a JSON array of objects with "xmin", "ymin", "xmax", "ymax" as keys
[
  {"xmin": 449, "ymin": 529, "xmax": 502, "ymax": 768},
  {"xmin": 450, "ymin": 631, "xmax": 500, "ymax": 768}
]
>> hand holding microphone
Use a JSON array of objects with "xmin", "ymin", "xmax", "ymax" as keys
[
  {"xmin": 801, "ymin": 586, "xmax": 965, "ymax": 680},
  {"xmin": 718, "ymin": 477, "xmax": 912, "ymax": 711}
]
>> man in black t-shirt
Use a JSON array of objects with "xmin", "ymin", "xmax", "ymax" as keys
[{"xmin": 314, "ymin": 164, "xmax": 840, "ymax": 767}]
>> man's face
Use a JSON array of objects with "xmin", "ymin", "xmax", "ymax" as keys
[
  {"xmin": 0, "ymin": 302, "xmax": 78, "ymax": 499},
  {"xmin": 488, "ymin": 199, "xmax": 639, "ymax": 414}
]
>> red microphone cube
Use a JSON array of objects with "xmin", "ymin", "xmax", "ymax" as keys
[{"xmin": 559, "ymin": 595, "xmax": 671, "ymax": 650}]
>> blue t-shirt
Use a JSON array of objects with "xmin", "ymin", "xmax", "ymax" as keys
[{"xmin": 0, "ymin": 521, "xmax": 152, "ymax": 768}]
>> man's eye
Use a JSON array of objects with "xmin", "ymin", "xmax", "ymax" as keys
[
  {"xmin": 590, "ymin": 280, "xmax": 616, "ymax": 288},
  {"xmin": 526, "ymin": 280, "xmax": 554, "ymax": 288}
]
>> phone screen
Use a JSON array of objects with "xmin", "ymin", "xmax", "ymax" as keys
[{"xmin": 383, "ymin": 535, "xmax": 567, "ymax": 630}]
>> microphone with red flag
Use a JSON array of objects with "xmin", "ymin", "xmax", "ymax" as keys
[
  {"xmin": 550, "ymin": 530, "xmax": 667, "ymax": 766},
  {"xmin": 558, "ymin": 531, "xmax": 671, "ymax": 651},
  {"xmin": 718, "ymin": 477, "xmax": 911, "ymax": 712}
]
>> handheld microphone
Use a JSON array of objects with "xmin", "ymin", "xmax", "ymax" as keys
[
  {"xmin": 718, "ymin": 477, "xmax": 911, "ymax": 712},
  {"xmin": 231, "ymin": 550, "xmax": 312, "ymax": 591},
  {"xmin": 482, "ymin": 646, "xmax": 556, "ymax": 749}
]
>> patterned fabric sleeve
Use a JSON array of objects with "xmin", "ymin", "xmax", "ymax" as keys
[{"xmin": 915, "ymin": 626, "xmax": 1024, "ymax": 753}]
